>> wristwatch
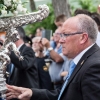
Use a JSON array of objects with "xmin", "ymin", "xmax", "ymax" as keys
[{"xmin": 48, "ymin": 47, "xmax": 53, "ymax": 51}]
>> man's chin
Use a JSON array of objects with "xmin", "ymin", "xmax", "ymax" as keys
[{"xmin": 62, "ymin": 52, "xmax": 67, "ymax": 56}]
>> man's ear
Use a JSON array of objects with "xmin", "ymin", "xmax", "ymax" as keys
[{"xmin": 80, "ymin": 33, "xmax": 88, "ymax": 44}]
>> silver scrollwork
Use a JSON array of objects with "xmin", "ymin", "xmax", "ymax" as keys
[{"xmin": 0, "ymin": 4, "xmax": 49, "ymax": 100}]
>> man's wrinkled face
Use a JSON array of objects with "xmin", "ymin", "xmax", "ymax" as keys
[
  {"xmin": 53, "ymin": 32, "xmax": 61, "ymax": 43},
  {"xmin": 53, "ymin": 27, "xmax": 62, "ymax": 43},
  {"xmin": 59, "ymin": 18, "xmax": 82, "ymax": 59}
]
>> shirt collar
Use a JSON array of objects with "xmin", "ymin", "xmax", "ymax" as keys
[
  {"xmin": 17, "ymin": 43, "xmax": 24, "ymax": 50},
  {"xmin": 73, "ymin": 43, "xmax": 95, "ymax": 65}
]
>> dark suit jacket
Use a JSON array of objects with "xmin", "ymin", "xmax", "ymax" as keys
[
  {"xmin": 34, "ymin": 56, "xmax": 52, "ymax": 90},
  {"xmin": 31, "ymin": 44, "xmax": 100, "ymax": 100},
  {"xmin": 8, "ymin": 44, "xmax": 39, "ymax": 89}
]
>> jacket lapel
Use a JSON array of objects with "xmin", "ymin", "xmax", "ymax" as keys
[{"xmin": 65, "ymin": 44, "xmax": 100, "ymax": 88}]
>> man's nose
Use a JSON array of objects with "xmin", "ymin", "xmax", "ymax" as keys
[{"xmin": 59, "ymin": 38, "xmax": 64, "ymax": 43}]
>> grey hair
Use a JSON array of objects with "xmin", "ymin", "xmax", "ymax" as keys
[
  {"xmin": 76, "ymin": 14, "xmax": 98, "ymax": 43},
  {"xmin": 16, "ymin": 26, "xmax": 26, "ymax": 40},
  {"xmin": 32, "ymin": 36, "xmax": 41, "ymax": 42}
]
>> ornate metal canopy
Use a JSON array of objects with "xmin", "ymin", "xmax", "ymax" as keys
[{"xmin": 0, "ymin": 4, "xmax": 49, "ymax": 99}]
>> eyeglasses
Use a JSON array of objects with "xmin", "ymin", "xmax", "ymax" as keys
[
  {"xmin": 60, "ymin": 32, "xmax": 84, "ymax": 39},
  {"xmin": 54, "ymin": 33, "xmax": 61, "ymax": 35}
]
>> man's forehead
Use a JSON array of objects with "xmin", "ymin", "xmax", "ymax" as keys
[
  {"xmin": 63, "ymin": 17, "xmax": 76, "ymax": 25},
  {"xmin": 61, "ymin": 17, "xmax": 78, "ymax": 32}
]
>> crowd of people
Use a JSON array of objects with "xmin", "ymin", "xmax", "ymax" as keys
[{"xmin": 0, "ymin": 6, "xmax": 100, "ymax": 100}]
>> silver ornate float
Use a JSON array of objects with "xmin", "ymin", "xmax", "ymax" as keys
[{"xmin": 0, "ymin": 4, "xmax": 49, "ymax": 99}]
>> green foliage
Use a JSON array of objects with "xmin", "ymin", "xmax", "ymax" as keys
[
  {"xmin": 69, "ymin": 0, "xmax": 100, "ymax": 15},
  {"xmin": 24, "ymin": 3, "xmax": 56, "ymax": 35},
  {"xmin": 25, "ymin": 0, "xmax": 100, "ymax": 35}
]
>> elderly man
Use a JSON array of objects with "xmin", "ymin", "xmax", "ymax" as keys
[
  {"xmin": 43, "ymin": 27, "xmax": 68, "ymax": 89},
  {"xmin": 6, "ymin": 14, "xmax": 100, "ymax": 100}
]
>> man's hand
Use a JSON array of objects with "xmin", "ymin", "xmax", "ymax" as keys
[
  {"xmin": 60, "ymin": 71, "xmax": 68, "ymax": 77},
  {"xmin": 6, "ymin": 84, "xmax": 32, "ymax": 100},
  {"xmin": 41, "ymin": 38, "xmax": 50, "ymax": 48}
]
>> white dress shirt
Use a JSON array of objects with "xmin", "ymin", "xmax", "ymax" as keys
[{"xmin": 73, "ymin": 44, "xmax": 94, "ymax": 65}]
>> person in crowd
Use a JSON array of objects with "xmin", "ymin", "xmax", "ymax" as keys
[
  {"xmin": 54, "ymin": 14, "xmax": 67, "ymax": 28},
  {"xmin": 91, "ymin": 12, "xmax": 100, "ymax": 32},
  {"xmin": 51, "ymin": 28, "xmax": 62, "ymax": 54},
  {"xmin": 6, "ymin": 14, "xmax": 100, "ymax": 100},
  {"xmin": 50, "ymin": 14, "xmax": 67, "ymax": 48},
  {"xmin": 91, "ymin": 12, "xmax": 100, "ymax": 46},
  {"xmin": 32, "ymin": 37, "xmax": 52, "ymax": 90},
  {"xmin": 6, "ymin": 27, "xmax": 39, "ymax": 99},
  {"xmin": 74, "ymin": 9, "xmax": 92, "ymax": 16},
  {"xmin": 43, "ymin": 27, "xmax": 70, "ymax": 89},
  {"xmin": 35, "ymin": 27, "xmax": 44, "ymax": 37}
]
